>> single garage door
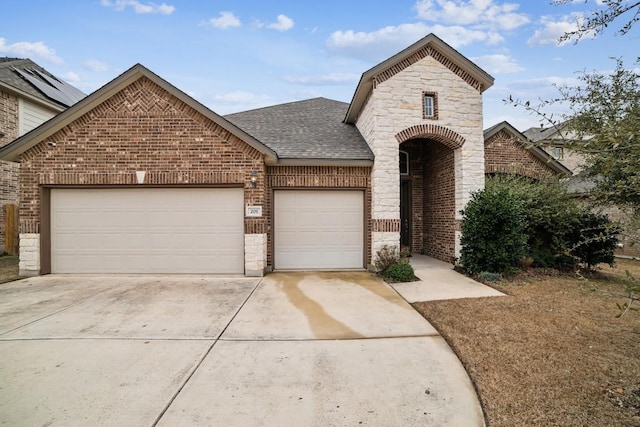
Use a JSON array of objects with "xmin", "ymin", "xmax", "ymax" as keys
[
  {"xmin": 50, "ymin": 188, "xmax": 244, "ymax": 274},
  {"xmin": 274, "ymin": 190, "xmax": 363, "ymax": 269}
]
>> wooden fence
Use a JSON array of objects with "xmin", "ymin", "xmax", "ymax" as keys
[{"xmin": 4, "ymin": 204, "xmax": 18, "ymax": 255}]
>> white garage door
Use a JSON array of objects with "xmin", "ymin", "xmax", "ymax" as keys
[
  {"xmin": 274, "ymin": 190, "xmax": 364, "ymax": 269},
  {"xmin": 50, "ymin": 188, "xmax": 244, "ymax": 274}
]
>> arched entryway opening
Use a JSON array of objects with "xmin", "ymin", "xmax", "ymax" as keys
[{"xmin": 396, "ymin": 124, "xmax": 464, "ymax": 263}]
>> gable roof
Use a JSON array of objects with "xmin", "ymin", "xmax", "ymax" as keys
[
  {"xmin": 484, "ymin": 121, "xmax": 572, "ymax": 176},
  {"xmin": 523, "ymin": 120, "xmax": 573, "ymax": 143},
  {"xmin": 345, "ymin": 33, "xmax": 494, "ymax": 124},
  {"xmin": 0, "ymin": 58, "xmax": 85, "ymax": 110},
  {"xmin": 0, "ymin": 64, "xmax": 278, "ymax": 163},
  {"xmin": 225, "ymin": 98, "xmax": 373, "ymax": 165}
]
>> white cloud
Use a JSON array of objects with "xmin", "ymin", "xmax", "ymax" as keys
[
  {"xmin": 62, "ymin": 71, "xmax": 80, "ymax": 83},
  {"xmin": 415, "ymin": 0, "xmax": 529, "ymax": 31},
  {"xmin": 327, "ymin": 23, "xmax": 502, "ymax": 62},
  {"xmin": 283, "ymin": 73, "xmax": 359, "ymax": 85},
  {"xmin": 84, "ymin": 59, "xmax": 110, "ymax": 72},
  {"xmin": 472, "ymin": 54, "xmax": 524, "ymax": 74},
  {"xmin": 527, "ymin": 14, "xmax": 590, "ymax": 46},
  {"xmin": 0, "ymin": 37, "xmax": 63, "ymax": 64},
  {"xmin": 100, "ymin": 0, "xmax": 175, "ymax": 15},
  {"xmin": 267, "ymin": 14, "xmax": 294, "ymax": 31},
  {"xmin": 208, "ymin": 11, "xmax": 241, "ymax": 29}
]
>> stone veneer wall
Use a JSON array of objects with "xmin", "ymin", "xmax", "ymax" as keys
[
  {"xmin": 485, "ymin": 130, "xmax": 557, "ymax": 180},
  {"xmin": 356, "ymin": 51, "xmax": 485, "ymax": 263},
  {"xmin": 265, "ymin": 165, "xmax": 372, "ymax": 269},
  {"xmin": 0, "ymin": 90, "xmax": 20, "ymax": 253},
  {"xmin": 17, "ymin": 76, "xmax": 267, "ymax": 275}
]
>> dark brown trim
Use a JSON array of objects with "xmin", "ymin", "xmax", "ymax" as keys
[
  {"xmin": 40, "ymin": 187, "xmax": 51, "ymax": 275},
  {"xmin": 40, "ymin": 183, "xmax": 245, "ymax": 189},
  {"xmin": 400, "ymin": 179, "xmax": 412, "ymax": 250}
]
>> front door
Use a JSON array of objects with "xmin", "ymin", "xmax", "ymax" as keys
[{"xmin": 400, "ymin": 180, "xmax": 412, "ymax": 250}]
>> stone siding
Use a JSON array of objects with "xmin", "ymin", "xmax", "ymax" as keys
[{"xmin": 356, "ymin": 52, "xmax": 485, "ymax": 263}]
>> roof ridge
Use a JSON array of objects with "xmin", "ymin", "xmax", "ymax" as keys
[{"xmin": 225, "ymin": 97, "xmax": 345, "ymax": 117}]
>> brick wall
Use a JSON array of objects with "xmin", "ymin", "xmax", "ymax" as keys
[
  {"xmin": 485, "ymin": 130, "xmax": 557, "ymax": 180},
  {"xmin": 18, "ymin": 76, "xmax": 265, "ymax": 234},
  {"xmin": 1, "ymin": 90, "xmax": 20, "ymax": 253},
  {"xmin": 402, "ymin": 139, "xmax": 456, "ymax": 262},
  {"xmin": 266, "ymin": 165, "xmax": 371, "ymax": 268}
]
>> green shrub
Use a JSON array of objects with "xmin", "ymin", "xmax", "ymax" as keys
[
  {"xmin": 567, "ymin": 210, "xmax": 620, "ymax": 269},
  {"xmin": 487, "ymin": 175, "xmax": 580, "ymax": 258},
  {"xmin": 460, "ymin": 186, "xmax": 527, "ymax": 274},
  {"xmin": 373, "ymin": 245, "xmax": 408, "ymax": 274},
  {"xmin": 384, "ymin": 263, "xmax": 415, "ymax": 282}
]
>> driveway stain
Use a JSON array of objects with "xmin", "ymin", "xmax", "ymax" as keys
[
  {"xmin": 314, "ymin": 271, "xmax": 411, "ymax": 310},
  {"xmin": 272, "ymin": 272, "xmax": 363, "ymax": 339}
]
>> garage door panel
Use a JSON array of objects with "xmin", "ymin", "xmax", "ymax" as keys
[
  {"xmin": 274, "ymin": 190, "xmax": 364, "ymax": 270},
  {"xmin": 51, "ymin": 188, "xmax": 244, "ymax": 274}
]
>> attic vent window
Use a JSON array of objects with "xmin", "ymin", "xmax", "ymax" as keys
[{"xmin": 423, "ymin": 91, "xmax": 438, "ymax": 120}]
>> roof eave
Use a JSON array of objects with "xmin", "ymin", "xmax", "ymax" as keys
[
  {"xmin": 274, "ymin": 158, "xmax": 373, "ymax": 167},
  {"xmin": 0, "ymin": 64, "xmax": 279, "ymax": 163},
  {"xmin": 484, "ymin": 121, "xmax": 572, "ymax": 177},
  {"xmin": 0, "ymin": 81, "xmax": 66, "ymax": 112}
]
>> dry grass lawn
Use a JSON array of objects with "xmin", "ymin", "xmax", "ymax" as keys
[{"xmin": 414, "ymin": 259, "xmax": 640, "ymax": 427}]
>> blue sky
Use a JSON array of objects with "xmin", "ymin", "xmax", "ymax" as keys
[{"xmin": 1, "ymin": 0, "xmax": 636, "ymax": 130}]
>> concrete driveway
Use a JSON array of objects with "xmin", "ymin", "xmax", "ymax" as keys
[{"xmin": 0, "ymin": 272, "xmax": 484, "ymax": 426}]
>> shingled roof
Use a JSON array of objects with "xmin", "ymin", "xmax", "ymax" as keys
[
  {"xmin": 225, "ymin": 98, "xmax": 373, "ymax": 163},
  {"xmin": 0, "ymin": 58, "xmax": 85, "ymax": 109}
]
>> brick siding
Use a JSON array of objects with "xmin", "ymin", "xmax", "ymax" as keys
[
  {"xmin": 402, "ymin": 138, "xmax": 456, "ymax": 262},
  {"xmin": 0, "ymin": 90, "xmax": 20, "ymax": 252},
  {"xmin": 485, "ymin": 130, "xmax": 557, "ymax": 180},
  {"xmin": 18, "ymin": 77, "xmax": 265, "ymax": 235},
  {"xmin": 266, "ymin": 165, "xmax": 371, "ymax": 268}
]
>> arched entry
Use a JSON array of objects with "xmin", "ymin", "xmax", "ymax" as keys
[{"xmin": 396, "ymin": 125, "xmax": 464, "ymax": 263}]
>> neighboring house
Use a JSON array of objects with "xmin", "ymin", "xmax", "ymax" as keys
[
  {"xmin": 484, "ymin": 121, "xmax": 571, "ymax": 180},
  {"xmin": 523, "ymin": 121, "xmax": 584, "ymax": 173},
  {"xmin": 0, "ymin": 58, "xmax": 85, "ymax": 253},
  {"xmin": 524, "ymin": 121, "xmax": 639, "ymax": 258},
  {"xmin": 0, "ymin": 34, "xmax": 495, "ymax": 276}
]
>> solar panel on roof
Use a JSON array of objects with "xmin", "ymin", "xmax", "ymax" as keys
[{"xmin": 13, "ymin": 68, "xmax": 85, "ymax": 107}]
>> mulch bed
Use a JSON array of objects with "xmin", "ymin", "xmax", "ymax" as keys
[{"xmin": 413, "ymin": 259, "xmax": 640, "ymax": 427}]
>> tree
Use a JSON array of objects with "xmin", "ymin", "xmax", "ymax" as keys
[
  {"xmin": 508, "ymin": 59, "xmax": 640, "ymax": 216},
  {"xmin": 554, "ymin": 0, "xmax": 640, "ymax": 42}
]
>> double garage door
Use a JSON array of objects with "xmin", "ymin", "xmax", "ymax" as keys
[
  {"xmin": 50, "ymin": 188, "xmax": 364, "ymax": 274},
  {"xmin": 50, "ymin": 188, "xmax": 244, "ymax": 274}
]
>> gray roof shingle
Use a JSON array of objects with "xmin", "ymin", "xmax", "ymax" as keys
[
  {"xmin": 225, "ymin": 97, "xmax": 373, "ymax": 161},
  {"xmin": 0, "ymin": 58, "xmax": 85, "ymax": 107}
]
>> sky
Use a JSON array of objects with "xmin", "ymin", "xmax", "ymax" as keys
[{"xmin": 1, "ymin": 0, "xmax": 637, "ymax": 131}]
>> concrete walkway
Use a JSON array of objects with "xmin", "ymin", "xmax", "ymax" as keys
[
  {"xmin": 0, "ymin": 272, "xmax": 485, "ymax": 426},
  {"xmin": 390, "ymin": 255, "xmax": 505, "ymax": 303}
]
